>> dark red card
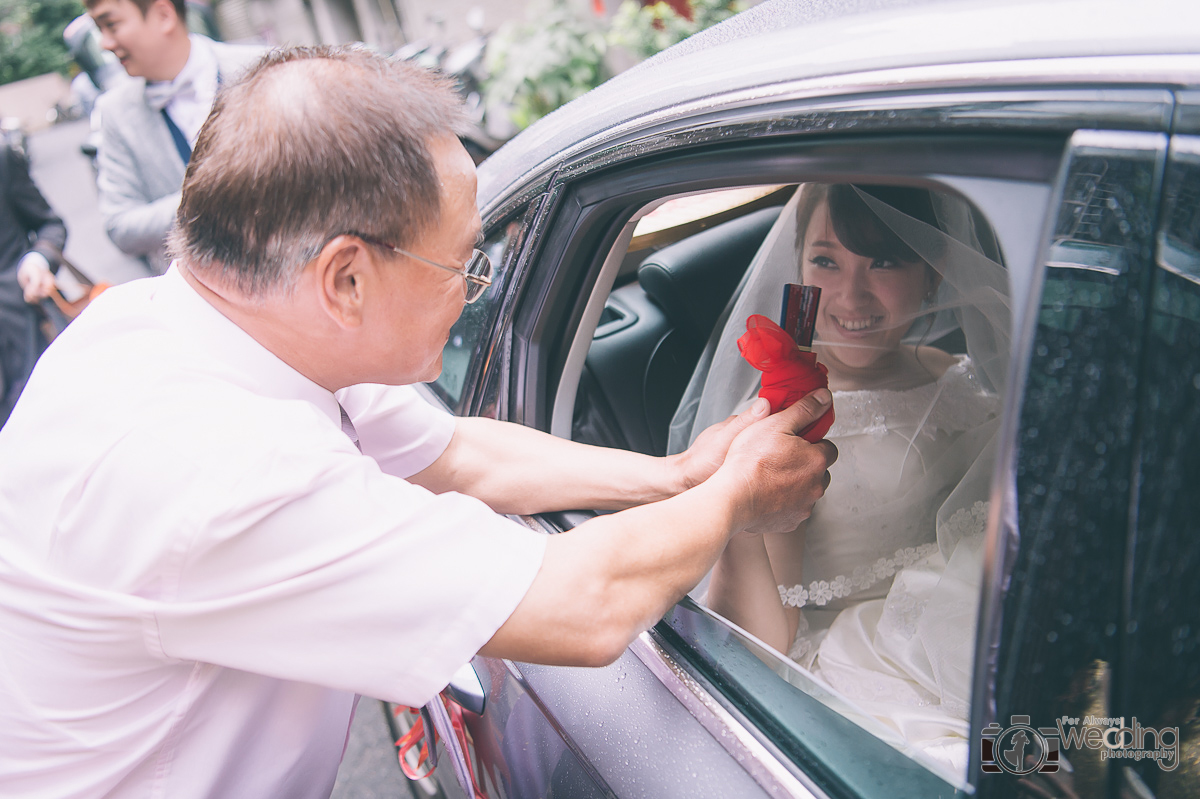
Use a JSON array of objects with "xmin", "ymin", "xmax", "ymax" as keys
[{"xmin": 780, "ymin": 283, "xmax": 821, "ymax": 350}]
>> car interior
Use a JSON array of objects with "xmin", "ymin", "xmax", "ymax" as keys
[
  {"xmin": 571, "ymin": 195, "xmax": 784, "ymax": 455},
  {"xmin": 569, "ymin": 182, "xmax": 983, "ymax": 457}
]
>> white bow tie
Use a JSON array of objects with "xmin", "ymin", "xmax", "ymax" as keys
[{"xmin": 144, "ymin": 75, "xmax": 197, "ymax": 112}]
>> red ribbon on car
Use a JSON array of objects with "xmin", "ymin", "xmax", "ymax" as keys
[
  {"xmin": 737, "ymin": 314, "xmax": 835, "ymax": 442},
  {"xmin": 395, "ymin": 697, "xmax": 488, "ymax": 799}
]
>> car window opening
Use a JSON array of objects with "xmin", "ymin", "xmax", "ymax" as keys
[{"xmin": 571, "ymin": 180, "xmax": 1011, "ymax": 788}]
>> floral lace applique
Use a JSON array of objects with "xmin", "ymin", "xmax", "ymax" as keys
[
  {"xmin": 777, "ymin": 542, "xmax": 939, "ymax": 608},
  {"xmin": 787, "ymin": 613, "xmax": 814, "ymax": 662},
  {"xmin": 940, "ymin": 500, "xmax": 990, "ymax": 548},
  {"xmin": 879, "ymin": 501, "xmax": 990, "ymax": 639}
]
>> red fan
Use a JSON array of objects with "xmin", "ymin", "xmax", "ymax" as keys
[{"xmin": 736, "ymin": 284, "xmax": 834, "ymax": 443}]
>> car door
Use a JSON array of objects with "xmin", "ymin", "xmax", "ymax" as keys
[{"xmin": 414, "ymin": 83, "xmax": 1180, "ymax": 799}]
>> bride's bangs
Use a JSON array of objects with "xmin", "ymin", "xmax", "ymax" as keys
[{"xmin": 825, "ymin": 184, "xmax": 941, "ymax": 266}]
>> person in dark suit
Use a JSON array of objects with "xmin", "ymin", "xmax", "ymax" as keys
[{"xmin": 0, "ymin": 143, "xmax": 67, "ymax": 426}]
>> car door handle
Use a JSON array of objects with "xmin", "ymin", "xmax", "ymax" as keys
[{"xmin": 444, "ymin": 661, "xmax": 486, "ymax": 715}]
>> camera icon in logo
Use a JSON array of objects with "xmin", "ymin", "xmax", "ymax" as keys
[{"xmin": 981, "ymin": 715, "xmax": 1060, "ymax": 775}]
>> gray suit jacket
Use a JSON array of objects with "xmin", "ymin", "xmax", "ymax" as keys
[{"xmin": 95, "ymin": 37, "xmax": 264, "ymax": 273}]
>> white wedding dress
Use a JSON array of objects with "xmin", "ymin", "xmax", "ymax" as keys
[
  {"xmin": 782, "ymin": 356, "xmax": 999, "ymax": 666},
  {"xmin": 811, "ymin": 499, "xmax": 989, "ymax": 777},
  {"xmin": 763, "ymin": 357, "xmax": 998, "ymax": 780}
]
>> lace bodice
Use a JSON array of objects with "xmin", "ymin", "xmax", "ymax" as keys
[
  {"xmin": 777, "ymin": 357, "xmax": 997, "ymax": 613},
  {"xmin": 824, "ymin": 358, "xmax": 997, "ymax": 440}
]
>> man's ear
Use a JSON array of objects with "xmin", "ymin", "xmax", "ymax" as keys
[{"xmin": 314, "ymin": 236, "xmax": 372, "ymax": 329}]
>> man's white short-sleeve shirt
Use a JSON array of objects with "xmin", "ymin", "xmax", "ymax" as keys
[{"xmin": 0, "ymin": 266, "xmax": 547, "ymax": 798}]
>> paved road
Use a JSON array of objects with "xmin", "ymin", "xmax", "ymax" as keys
[
  {"xmin": 333, "ymin": 700, "xmax": 418, "ymax": 799},
  {"xmin": 26, "ymin": 119, "xmax": 417, "ymax": 799}
]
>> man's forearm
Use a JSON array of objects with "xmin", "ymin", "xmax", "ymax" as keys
[
  {"xmin": 479, "ymin": 468, "xmax": 748, "ymax": 665},
  {"xmin": 477, "ymin": 390, "xmax": 836, "ymax": 667},
  {"xmin": 410, "ymin": 417, "xmax": 690, "ymax": 514}
]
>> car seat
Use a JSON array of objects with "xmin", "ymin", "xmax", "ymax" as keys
[{"xmin": 574, "ymin": 206, "xmax": 782, "ymax": 455}]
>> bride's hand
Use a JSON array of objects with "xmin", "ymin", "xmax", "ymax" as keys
[
  {"xmin": 672, "ymin": 398, "xmax": 773, "ymax": 490},
  {"xmin": 719, "ymin": 389, "xmax": 837, "ymax": 535}
]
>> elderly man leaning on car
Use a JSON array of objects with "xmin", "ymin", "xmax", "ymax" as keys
[{"xmin": 0, "ymin": 46, "xmax": 835, "ymax": 799}]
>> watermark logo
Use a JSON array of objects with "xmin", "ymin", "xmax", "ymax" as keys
[
  {"xmin": 981, "ymin": 715, "xmax": 1179, "ymax": 775},
  {"xmin": 981, "ymin": 716, "xmax": 1058, "ymax": 775}
]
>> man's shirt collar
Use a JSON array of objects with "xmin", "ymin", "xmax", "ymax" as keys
[{"xmin": 154, "ymin": 263, "xmax": 342, "ymax": 427}]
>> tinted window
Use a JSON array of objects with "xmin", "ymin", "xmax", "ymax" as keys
[
  {"xmin": 986, "ymin": 132, "xmax": 1166, "ymax": 797},
  {"xmin": 1118, "ymin": 136, "xmax": 1200, "ymax": 795},
  {"xmin": 427, "ymin": 209, "xmax": 528, "ymax": 412}
]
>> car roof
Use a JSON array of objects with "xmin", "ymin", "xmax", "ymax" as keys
[{"xmin": 478, "ymin": 0, "xmax": 1200, "ymax": 207}]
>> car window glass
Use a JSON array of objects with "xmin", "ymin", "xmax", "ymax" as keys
[
  {"xmin": 987, "ymin": 132, "xmax": 1165, "ymax": 798},
  {"xmin": 571, "ymin": 180, "xmax": 1015, "ymax": 791},
  {"xmin": 427, "ymin": 211, "xmax": 526, "ymax": 412},
  {"xmin": 1119, "ymin": 135, "xmax": 1200, "ymax": 794}
]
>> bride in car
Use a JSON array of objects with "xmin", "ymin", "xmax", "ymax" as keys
[{"xmin": 669, "ymin": 182, "xmax": 1011, "ymax": 775}]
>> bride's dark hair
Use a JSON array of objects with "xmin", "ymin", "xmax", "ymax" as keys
[{"xmin": 794, "ymin": 183, "xmax": 944, "ymax": 265}]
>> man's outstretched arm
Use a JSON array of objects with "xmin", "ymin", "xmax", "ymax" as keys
[
  {"xmin": 409, "ymin": 401, "xmax": 771, "ymax": 515},
  {"xmin": 476, "ymin": 391, "xmax": 837, "ymax": 666}
]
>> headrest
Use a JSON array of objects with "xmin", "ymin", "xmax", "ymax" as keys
[{"xmin": 638, "ymin": 206, "xmax": 780, "ymax": 343}]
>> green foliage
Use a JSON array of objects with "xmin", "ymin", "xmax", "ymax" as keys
[
  {"xmin": 484, "ymin": 0, "xmax": 609, "ymax": 132},
  {"xmin": 608, "ymin": 0, "xmax": 744, "ymax": 62},
  {"xmin": 0, "ymin": 0, "xmax": 85, "ymax": 84},
  {"xmin": 484, "ymin": 0, "xmax": 743, "ymax": 132}
]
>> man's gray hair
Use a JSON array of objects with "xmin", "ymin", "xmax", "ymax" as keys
[{"xmin": 170, "ymin": 45, "xmax": 466, "ymax": 296}]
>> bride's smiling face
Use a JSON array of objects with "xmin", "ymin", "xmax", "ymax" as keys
[{"xmin": 800, "ymin": 199, "xmax": 934, "ymax": 371}]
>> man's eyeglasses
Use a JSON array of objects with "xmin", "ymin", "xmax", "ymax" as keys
[{"xmin": 352, "ymin": 232, "xmax": 493, "ymax": 304}]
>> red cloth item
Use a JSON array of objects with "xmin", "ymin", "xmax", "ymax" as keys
[{"xmin": 737, "ymin": 314, "xmax": 834, "ymax": 443}]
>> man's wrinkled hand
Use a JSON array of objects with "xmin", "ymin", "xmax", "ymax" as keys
[
  {"xmin": 674, "ymin": 398, "xmax": 772, "ymax": 490},
  {"xmin": 720, "ymin": 388, "xmax": 838, "ymax": 535}
]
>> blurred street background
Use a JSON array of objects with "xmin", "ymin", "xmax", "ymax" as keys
[{"xmin": 3, "ymin": 0, "xmax": 757, "ymax": 794}]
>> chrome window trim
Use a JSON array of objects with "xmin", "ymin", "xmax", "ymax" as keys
[
  {"xmin": 1158, "ymin": 134, "xmax": 1200, "ymax": 281},
  {"xmin": 628, "ymin": 632, "xmax": 825, "ymax": 799},
  {"xmin": 481, "ymin": 54, "xmax": 1195, "ymax": 217},
  {"xmin": 511, "ymin": 514, "xmax": 558, "ymax": 535}
]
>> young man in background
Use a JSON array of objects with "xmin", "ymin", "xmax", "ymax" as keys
[{"xmin": 88, "ymin": 0, "xmax": 262, "ymax": 272}]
